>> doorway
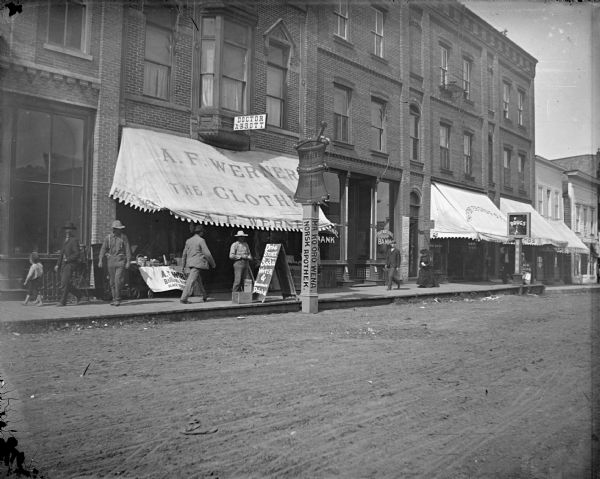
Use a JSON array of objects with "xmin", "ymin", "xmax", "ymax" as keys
[
  {"xmin": 347, "ymin": 176, "xmax": 372, "ymax": 279},
  {"xmin": 408, "ymin": 191, "xmax": 420, "ymax": 277}
]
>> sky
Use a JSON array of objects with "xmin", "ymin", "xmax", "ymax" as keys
[{"xmin": 461, "ymin": 0, "xmax": 598, "ymax": 160}]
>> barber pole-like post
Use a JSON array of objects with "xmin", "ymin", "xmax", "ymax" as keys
[{"xmin": 294, "ymin": 122, "xmax": 329, "ymax": 313}]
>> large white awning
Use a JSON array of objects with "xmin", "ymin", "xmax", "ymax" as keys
[
  {"xmin": 430, "ymin": 182, "xmax": 508, "ymax": 242},
  {"xmin": 110, "ymin": 127, "xmax": 331, "ymax": 231},
  {"xmin": 546, "ymin": 219, "xmax": 589, "ymax": 254}
]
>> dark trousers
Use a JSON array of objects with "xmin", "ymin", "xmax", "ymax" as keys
[
  {"xmin": 60, "ymin": 263, "xmax": 81, "ymax": 305},
  {"xmin": 27, "ymin": 277, "xmax": 42, "ymax": 297},
  {"xmin": 181, "ymin": 267, "xmax": 207, "ymax": 301},
  {"xmin": 107, "ymin": 256, "xmax": 126, "ymax": 301},
  {"xmin": 386, "ymin": 267, "xmax": 401, "ymax": 289},
  {"xmin": 232, "ymin": 260, "xmax": 249, "ymax": 292}
]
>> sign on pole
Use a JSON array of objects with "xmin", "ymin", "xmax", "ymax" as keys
[{"xmin": 233, "ymin": 114, "xmax": 266, "ymax": 131}]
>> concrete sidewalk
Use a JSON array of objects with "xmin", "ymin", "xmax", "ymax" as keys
[{"xmin": 1, "ymin": 280, "xmax": 598, "ymax": 333}]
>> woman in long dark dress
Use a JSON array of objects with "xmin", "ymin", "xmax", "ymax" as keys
[{"xmin": 417, "ymin": 249, "xmax": 437, "ymax": 288}]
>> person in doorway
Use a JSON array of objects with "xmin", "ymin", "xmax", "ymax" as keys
[
  {"xmin": 180, "ymin": 224, "xmax": 216, "ymax": 304},
  {"xmin": 229, "ymin": 230, "xmax": 252, "ymax": 292},
  {"xmin": 55, "ymin": 221, "xmax": 83, "ymax": 306},
  {"xmin": 385, "ymin": 241, "xmax": 402, "ymax": 290},
  {"xmin": 98, "ymin": 220, "xmax": 131, "ymax": 306},
  {"xmin": 23, "ymin": 252, "xmax": 44, "ymax": 306},
  {"xmin": 417, "ymin": 248, "xmax": 437, "ymax": 288}
]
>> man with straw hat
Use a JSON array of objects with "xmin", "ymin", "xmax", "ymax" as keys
[
  {"xmin": 98, "ymin": 220, "xmax": 131, "ymax": 306},
  {"xmin": 54, "ymin": 221, "xmax": 83, "ymax": 306},
  {"xmin": 229, "ymin": 230, "xmax": 252, "ymax": 292}
]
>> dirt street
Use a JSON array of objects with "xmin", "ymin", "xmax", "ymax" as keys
[{"xmin": 0, "ymin": 291, "xmax": 597, "ymax": 478}]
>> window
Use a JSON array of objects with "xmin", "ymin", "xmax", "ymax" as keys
[
  {"xmin": 200, "ymin": 17, "xmax": 215, "ymax": 107},
  {"xmin": 334, "ymin": 0, "xmax": 349, "ymax": 39},
  {"xmin": 502, "ymin": 82, "xmax": 510, "ymax": 119},
  {"xmin": 487, "ymin": 56, "xmax": 494, "ymax": 111},
  {"xmin": 12, "ymin": 108, "xmax": 88, "ymax": 255},
  {"xmin": 334, "ymin": 85, "xmax": 351, "ymax": 142},
  {"xmin": 376, "ymin": 181, "xmax": 395, "ymax": 260},
  {"xmin": 370, "ymin": 99, "xmax": 386, "ymax": 152},
  {"xmin": 554, "ymin": 191, "xmax": 560, "ymax": 219},
  {"xmin": 440, "ymin": 124, "xmax": 450, "ymax": 170},
  {"xmin": 518, "ymin": 154, "xmax": 526, "ymax": 190},
  {"xmin": 222, "ymin": 19, "xmax": 249, "ymax": 112},
  {"xmin": 463, "ymin": 133, "xmax": 472, "ymax": 176},
  {"xmin": 319, "ymin": 172, "xmax": 342, "ymax": 261},
  {"xmin": 537, "ymin": 186, "xmax": 544, "ymax": 213},
  {"xmin": 48, "ymin": 0, "xmax": 86, "ymax": 52},
  {"xmin": 488, "ymin": 133, "xmax": 494, "ymax": 184},
  {"xmin": 583, "ymin": 206, "xmax": 588, "ymax": 235},
  {"xmin": 410, "ymin": 105, "xmax": 420, "ymax": 161},
  {"xmin": 545, "ymin": 189, "xmax": 551, "ymax": 217},
  {"xmin": 463, "ymin": 59, "xmax": 471, "ymax": 100},
  {"xmin": 440, "ymin": 46, "xmax": 449, "ymax": 86},
  {"xmin": 591, "ymin": 207, "xmax": 596, "ymax": 234},
  {"xmin": 503, "ymin": 148, "xmax": 511, "ymax": 186},
  {"xmin": 144, "ymin": 10, "xmax": 174, "ymax": 100},
  {"xmin": 266, "ymin": 42, "xmax": 289, "ymax": 128},
  {"xmin": 576, "ymin": 204, "xmax": 581, "ymax": 232},
  {"xmin": 372, "ymin": 8, "xmax": 384, "ymax": 57},
  {"xmin": 518, "ymin": 90, "xmax": 525, "ymax": 126}
]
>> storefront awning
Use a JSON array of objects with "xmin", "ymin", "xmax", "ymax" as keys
[
  {"xmin": 430, "ymin": 182, "xmax": 508, "ymax": 242},
  {"xmin": 546, "ymin": 219, "xmax": 590, "ymax": 254},
  {"xmin": 110, "ymin": 127, "xmax": 331, "ymax": 231},
  {"xmin": 499, "ymin": 198, "xmax": 570, "ymax": 249}
]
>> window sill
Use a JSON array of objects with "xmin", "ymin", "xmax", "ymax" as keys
[
  {"xmin": 126, "ymin": 94, "xmax": 190, "ymax": 112},
  {"xmin": 440, "ymin": 168, "xmax": 454, "ymax": 176},
  {"xmin": 464, "ymin": 174, "xmax": 475, "ymax": 182},
  {"xmin": 410, "ymin": 160, "xmax": 424, "ymax": 170},
  {"xmin": 332, "ymin": 140, "xmax": 355, "ymax": 151},
  {"xmin": 370, "ymin": 149, "xmax": 389, "ymax": 160},
  {"xmin": 43, "ymin": 42, "xmax": 93, "ymax": 61},
  {"xmin": 518, "ymin": 188, "xmax": 527, "ymax": 196},
  {"xmin": 265, "ymin": 125, "xmax": 300, "ymax": 139},
  {"xmin": 503, "ymin": 185, "xmax": 513, "ymax": 192},
  {"xmin": 370, "ymin": 53, "xmax": 388, "ymax": 65},
  {"xmin": 333, "ymin": 35, "xmax": 354, "ymax": 49}
]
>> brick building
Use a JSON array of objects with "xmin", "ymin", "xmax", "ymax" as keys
[{"xmin": 0, "ymin": 1, "xmax": 540, "ymax": 297}]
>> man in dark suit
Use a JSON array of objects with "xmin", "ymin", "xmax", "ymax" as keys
[
  {"xmin": 385, "ymin": 241, "xmax": 402, "ymax": 290},
  {"xmin": 54, "ymin": 221, "xmax": 82, "ymax": 306}
]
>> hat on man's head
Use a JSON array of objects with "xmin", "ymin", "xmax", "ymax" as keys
[
  {"xmin": 420, "ymin": 248, "xmax": 429, "ymax": 254},
  {"xmin": 193, "ymin": 224, "xmax": 205, "ymax": 234},
  {"xmin": 111, "ymin": 220, "xmax": 126, "ymax": 229},
  {"xmin": 62, "ymin": 221, "xmax": 77, "ymax": 230},
  {"xmin": 234, "ymin": 230, "xmax": 248, "ymax": 237}
]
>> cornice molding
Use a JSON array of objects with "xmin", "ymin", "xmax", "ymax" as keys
[
  {"xmin": 325, "ymin": 151, "xmax": 402, "ymax": 181},
  {"xmin": 0, "ymin": 57, "xmax": 100, "ymax": 90}
]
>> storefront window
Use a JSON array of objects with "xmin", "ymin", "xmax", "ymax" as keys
[
  {"xmin": 12, "ymin": 108, "xmax": 86, "ymax": 255},
  {"xmin": 319, "ymin": 171, "xmax": 341, "ymax": 260},
  {"xmin": 376, "ymin": 181, "xmax": 394, "ymax": 260}
]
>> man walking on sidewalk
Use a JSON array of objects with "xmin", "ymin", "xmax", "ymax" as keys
[
  {"xmin": 180, "ymin": 224, "xmax": 216, "ymax": 304},
  {"xmin": 54, "ymin": 222, "xmax": 82, "ymax": 306},
  {"xmin": 385, "ymin": 241, "xmax": 402, "ymax": 290},
  {"xmin": 98, "ymin": 220, "xmax": 131, "ymax": 306}
]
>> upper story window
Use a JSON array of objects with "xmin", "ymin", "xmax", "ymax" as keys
[
  {"xmin": 554, "ymin": 191, "xmax": 560, "ymax": 219},
  {"xmin": 440, "ymin": 46, "xmax": 449, "ymax": 87},
  {"xmin": 370, "ymin": 98, "xmax": 386, "ymax": 152},
  {"xmin": 487, "ymin": 56, "xmax": 494, "ymax": 111},
  {"xmin": 410, "ymin": 105, "xmax": 420, "ymax": 161},
  {"xmin": 462, "ymin": 58, "xmax": 472, "ymax": 100},
  {"xmin": 502, "ymin": 82, "xmax": 511, "ymax": 119},
  {"xmin": 47, "ymin": 1, "xmax": 87, "ymax": 52},
  {"xmin": 199, "ymin": 17, "xmax": 251, "ymax": 113},
  {"xmin": 222, "ymin": 19, "xmax": 249, "ymax": 112},
  {"xmin": 463, "ymin": 133, "xmax": 473, "ymax": 176},
  {"xmin": 518, "ymin": 154, "xmax": 526, "ymax": 190},
  {"xmin": 488, "ymin": 133, "xmax": 494, "ymax": 184},
  {"xmin": 372, "ymin": 8, "xmax": 384, "ymax": 57},
  {"xmin": 537, "ymin": 186, "xmax": 544, "ymax": 213},
  {"xmin": 583, "ymin": 206, "xmax": 588, "ymax": 235},
  {"xmin": 334, "ymin": 0, "xmax": 349, "ymax": 40},
  {"xmin": 545, "ymin": 188, "xmax": 551, "ymax": 217},
  {"xmin": 266, "ymin": 42, "xmax": 289, "ymax": 128},
  {"xmin": 334, "ymin": 85, "xmax": 351, "ymax": 143},
  {"xmin": 517, "ymin": 90, "xmax": 525, "ymax": 126},
  {"xmin": 591, "ymin": 207, "xmax": 596, "ymax": 234},
  {"xmin": 200, "ymin": 17, "xmax": 216, "ymax": 108},
  {"xmin": 143, "ymin": 9, "xmax": 174, "ymax": 100},
  {"xmin": 440, "ymin": 123, "xmax": 450, "ymax": 170},
  {"xmin": 576, "ymin": 204, "xmax": 581, "ymax": 232},
  {"xmin": 503, "ymin": 148, "xmax": 511, "ymax": 187}
]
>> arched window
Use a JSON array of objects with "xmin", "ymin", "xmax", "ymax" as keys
[
  {"xmin": 409, "ymin": 105, "xmax": 420, "ymax": 161},
  {"xmin": 410, "ymin": 191, "xmax": 421, "ymax": 218}
]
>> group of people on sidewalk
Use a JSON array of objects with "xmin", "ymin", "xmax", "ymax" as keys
[
  {"xmin": 384, "ymin": 242, "xmax": 439, "ymax": 290},
  {"xmin": 23, "ymin": 220, "xmax": 256, "ymax": 307}
]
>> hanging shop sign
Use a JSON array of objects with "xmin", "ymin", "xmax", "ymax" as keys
[
  {"xmin": 233, "ymin": 114, "xmax": 267, "ymax": 131},
  {"xmin": 507, "ymin": 212, "xmax": 531, "ymax": 238},
  {"xmin": 376, "ymin": 229, "xmax": 394, "ymax": 246}
]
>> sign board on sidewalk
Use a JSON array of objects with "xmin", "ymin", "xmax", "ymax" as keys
[
  {"xmin": 253, "ymin": 243, "xmax": 296, "ymax": 302},
  {"xmin": 233, "ymin": 114, "xmax": 266, "ymax": 131}
]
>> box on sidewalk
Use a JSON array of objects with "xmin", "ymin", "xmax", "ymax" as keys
[{"xmin": 232, "ymin": 292, "xmax": 252, "ymax": 304}]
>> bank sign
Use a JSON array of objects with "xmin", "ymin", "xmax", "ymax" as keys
[{"xmin": 507, "ymin": 212, "xmax": 531, "ymax": 238}]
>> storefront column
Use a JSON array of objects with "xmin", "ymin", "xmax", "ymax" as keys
[{"xmin": 341, "ymin": 174, "xmax": 350, "ymax": 282}]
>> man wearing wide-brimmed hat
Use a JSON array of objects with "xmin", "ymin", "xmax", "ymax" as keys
[
  {"xmin": 54, "ymin": 221, "xmax": 83, "ymax": 306},
  {"xmin": 229, "ymin": 230, "xmax": 252, "ymax": 292},
  {"xmin": 98, "ymin": 220, "xmax": 131, "ymax": 306},
  {"xmin": 180, "ymin": 224, "xmax": 216, "ymax": 304}
]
